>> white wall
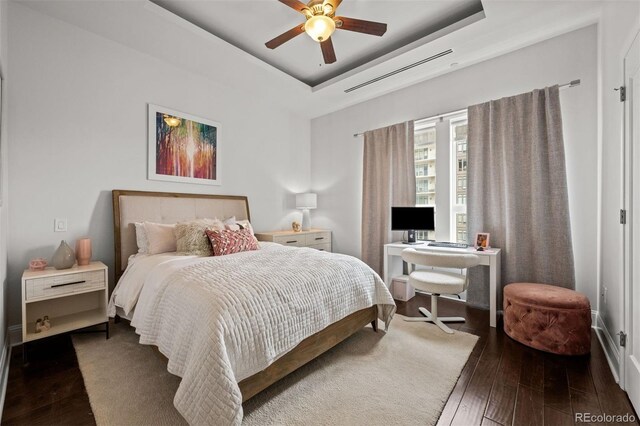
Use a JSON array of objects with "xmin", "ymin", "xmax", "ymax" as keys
[
  {"xmin": 6, "ymin": 3, "xmax": 311, "ymax": 327},
  {"xmin": 598, "ymin": 1, "xmax": 640, "ymax": 363},
  {"xmin": 0, "ymin": 0, "xmax": 9, "ymax": 409},
  {"xmin": 310, "ymin": 26, "xmax": 599, "ymax": 305}
]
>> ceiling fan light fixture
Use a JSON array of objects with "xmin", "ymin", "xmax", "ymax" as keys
[{"xmin": 304, "ymin": 15, "xmax": 335, "ymax": 42}]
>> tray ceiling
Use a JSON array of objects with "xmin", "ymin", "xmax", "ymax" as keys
[{"xmin": 151, "ymin": 0, "xmax": 484, "ymax": 87}]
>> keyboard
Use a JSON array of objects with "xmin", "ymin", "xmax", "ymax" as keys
[{"xmin": 427, "ymin": 241, "xmax": 468, "ymax": 249}]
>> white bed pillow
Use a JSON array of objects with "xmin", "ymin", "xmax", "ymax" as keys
[
  {"xmin": 134, "ymin": 222, "xmax": 149, "ymax": 254},
  {"xmin": 237, "ymin": 220, "xmax": 254, "ymax": 235},
  {"xmin": 144, "ymin": 222, "xmax": 177, "ymax": 255},
  {"xmin": 223, "ymin": 216, "xmax": 254, "ymax": 235},
  {"xmin": 222, "ymin": 216, "xmax": 240, "ymax": 231}
]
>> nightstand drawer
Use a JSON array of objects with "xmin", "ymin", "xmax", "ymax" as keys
[
  {"xmin": 26, "ymin": 270, "xmax": 105, "ymax": 301},
  {"xmin": 309, "ymin": 242, "xmax": 332, "ymax": 252},
  {"xmin": 272, "ymin": 234, "xmax": 306, "ymax": 247},
  {"xmin": 306, "ymin": 231, "xmax": 331, "ymax": 245}
]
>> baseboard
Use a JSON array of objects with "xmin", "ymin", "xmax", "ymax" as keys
[
  {"xmin": 0, "ymin": 331, "xmax": 11, "ymax": 421},
  {"xmin": 8, "ymin": 324, "xmax": 21, "ymax": 347},
  {"xmin": 592, "ymin": 310, "xmax": 620, "ymax": 383}
]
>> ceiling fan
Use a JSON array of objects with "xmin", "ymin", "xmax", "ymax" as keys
[{"xmin": 265, "ymin": 0, "xmax": 387, "ymax": 65}]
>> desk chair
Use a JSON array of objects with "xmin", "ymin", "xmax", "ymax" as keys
[{"xmin": 401, "ymin": 248, "xmax": 480, "ymax": 334}]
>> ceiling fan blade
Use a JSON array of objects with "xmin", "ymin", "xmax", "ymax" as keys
[
  {"xmin": 335, "ymin": 16, "xmax": 387, "ymax": 36},
  {"xmin": 265, "ymin": 24, "xmax": 305, "ymax": 49},
  {"xmin": 279, "ymin": 0, "xmax": 311, "ymax": 14},
  {"xmin": 320, "ymin": 38, "xmax": 336, "ymax": 64}
]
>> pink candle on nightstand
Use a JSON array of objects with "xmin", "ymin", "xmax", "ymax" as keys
[{"xmin": 75, "ymin": 238, "xmax": 92, "ymax": 266}]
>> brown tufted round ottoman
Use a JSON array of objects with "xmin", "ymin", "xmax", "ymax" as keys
[{"xmin": 503, "ymin": 283, "xmax": 591, "ymax": 355}]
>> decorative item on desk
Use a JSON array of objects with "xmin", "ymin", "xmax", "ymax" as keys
[
  {"xmin": 474, "ymin": 232, "xmax": 490, "ymax": 249},
  {"xmin": 296, "ymin": 193, "xmax": 317, "ymax": 231},
  {"xmin": 35, "ymin": 318, "xmax": 42, "ymax": 333},
  {"xmin": 292, "ymin": 221, "xmax": 301, "ymax": 232},
  {"xmin": 28, "ymin": 257, "xmax": 47, "ymax": 271},
  {"xmin": 75, "ymin": 238, "xmax": 92, "ymax": 266},
  {"xmin": 51, "ymin": 240, "xmax": 75, "ymax": 270}
]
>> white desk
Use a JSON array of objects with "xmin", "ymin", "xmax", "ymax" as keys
[{"xmin": 384, "ymin": 242, "xmax": 502, "ymax": 327}]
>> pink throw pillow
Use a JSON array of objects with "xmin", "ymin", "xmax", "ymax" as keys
[{"xmin": 205, "ymin": 228, "xmax": 259, "ymax": 256}]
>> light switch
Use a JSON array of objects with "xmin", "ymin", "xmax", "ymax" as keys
[{"xmin": 54, "ymin": 218, "xmax": 67, "ymax": 232}]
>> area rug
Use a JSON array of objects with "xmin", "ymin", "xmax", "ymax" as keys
[{"xmin": 72, "ymin": 315, "xmax": 477, "ymax": 426}]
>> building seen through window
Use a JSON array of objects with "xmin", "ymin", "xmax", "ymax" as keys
[
  {"xmin": 414, "ymin": 123, "xmax": 436, "ymax": 240},
  {"xmin": 413, "ymin": 113, "xmax": 468, "ymax": 243},
  {"xmin": 453, "ymin": 119, "xmax": 468, "ymax": 243}
]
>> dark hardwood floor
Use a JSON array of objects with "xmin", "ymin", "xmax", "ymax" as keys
[
  {"xmin": 395, "ymin": 294, "xmax": 638, "ymax": 426},
  {"xmin": 2, "ymin": 294, "xmax": 638, "ymax": 425},
  {"xmin": 2, "ymin": 335, "xmax": 95, "ymax": 425}
]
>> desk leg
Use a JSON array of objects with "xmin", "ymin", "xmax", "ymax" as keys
[
  {"xmin": 489, "ymin": 256, "xmax": 500, "ymax": 328},
  {"xmin": 383, "ymin": 248, "xmax": 404, "ymax": 290}
]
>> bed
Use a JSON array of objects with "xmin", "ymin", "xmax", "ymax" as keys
[{"xmin": 110, "ymin": 189, "xmax": 396, "ymax": 424}]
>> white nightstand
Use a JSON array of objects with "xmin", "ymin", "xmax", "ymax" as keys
[
  {"xmin": 255, "ymin": 229, "xmax": 332, "ymax": 252},
  {"xmin": 21, "ymin": 261, "xmax": 109, "ymax": 349}
]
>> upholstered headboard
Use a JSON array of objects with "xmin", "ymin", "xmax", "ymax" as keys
[{"xmin": 112, "ymin": 190, "xmax": 250, "ymax": 280}]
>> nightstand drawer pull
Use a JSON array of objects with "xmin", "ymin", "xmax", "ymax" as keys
[
  {"xmin": 315, "ymin": 237, "xmax": 324, "ymax": 240},
  {"xmin": 286, "ymin": 240, "xmax": 298, "ymax": 243},
  {"xmin": 51, "ymin": 280, "xmax": 86, "ymax": 288}
]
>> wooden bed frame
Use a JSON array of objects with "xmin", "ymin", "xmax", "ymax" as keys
[{"xmin": 111, "ymin": 189, "xmax": 378, "ymax": 402}]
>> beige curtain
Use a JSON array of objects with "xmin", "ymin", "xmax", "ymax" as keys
[
  {"xmin": 466, "ymin": 85, "xmax": 575, "ymax": 308},
  {"xmin": 362, "ymin": 122, "xmax": 416, "ymax": 275}
]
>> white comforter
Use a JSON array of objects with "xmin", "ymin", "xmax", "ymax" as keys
[{"xmin": 109, "ymin": 242, "xmax": 395, "ymax": 425}]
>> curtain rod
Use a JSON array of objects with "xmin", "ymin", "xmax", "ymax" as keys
[{"xmin": 352, "ymin": 79, "xmax": 581, "ymax": 137}]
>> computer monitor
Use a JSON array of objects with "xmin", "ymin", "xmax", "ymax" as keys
[{"xmin": 391, "ymin": 207, "xmax": 435, "ymax": 244}]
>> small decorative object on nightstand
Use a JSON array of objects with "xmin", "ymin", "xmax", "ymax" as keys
[
  {"xmin": 42, "ymin": 315, "xmax": 51, "ymax": 330},
  {"xmin": 292, "ymin": 221, "xmax": 301, "ymax": 232},
  {"xmin": 75, "ymin": 238, "xmax": 92, "ymax": 266},
  {"xmin": 51, "ymin": 240, "xmax": 75, "ymax": 269},
  {"xmin": 28, "ymin": 258, "xmax": 48, "ymax": 271},
  {"xmin": 22, "ymin": 261, "xmax": 109, "ymax": 361},
  {"xmin": 255, "ymin": 229, "xmax": 332, "ymax": 252}
]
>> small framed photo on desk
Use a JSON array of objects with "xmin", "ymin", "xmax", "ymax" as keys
[{"xmin": 475, "ymin": 232, "xmax": 490, "ymax": 249}]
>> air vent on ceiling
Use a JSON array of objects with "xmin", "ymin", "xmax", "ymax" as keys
[{"xmin": 344, "ymin": 49, "xmax": 454, "ymax": 93}]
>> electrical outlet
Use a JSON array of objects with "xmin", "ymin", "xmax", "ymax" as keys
[{"xmin": 54, "ymin": 218, "xmax": 67, "ymax": 232}]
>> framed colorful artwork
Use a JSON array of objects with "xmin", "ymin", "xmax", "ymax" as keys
[{"xmin": 148, "ymin": 104, "xmax": 220, "ymax": 185}]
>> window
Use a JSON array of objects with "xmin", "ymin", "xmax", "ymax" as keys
[
  {"xmin": 451, "ymin": 117, "xmax": 468, "ymax": 243},
  {"xmin": 412, "ymin": 112, "xmax": 468, "ymax": 243},
  {"xmin": 457, "ymin": 177, "xmax": 467, "ymax": 190},
  {"xmin": 414, "ymin": 122, "xmax": 437, "ymax": 241}
]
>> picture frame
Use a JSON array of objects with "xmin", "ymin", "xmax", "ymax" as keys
[
  {"xmin": 474, "ymin": 232, "xmax": 490, "ymax": 248},
  {"xmin": 148, "ymin": 104, "xmax": 221, "ymax": 186}
]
